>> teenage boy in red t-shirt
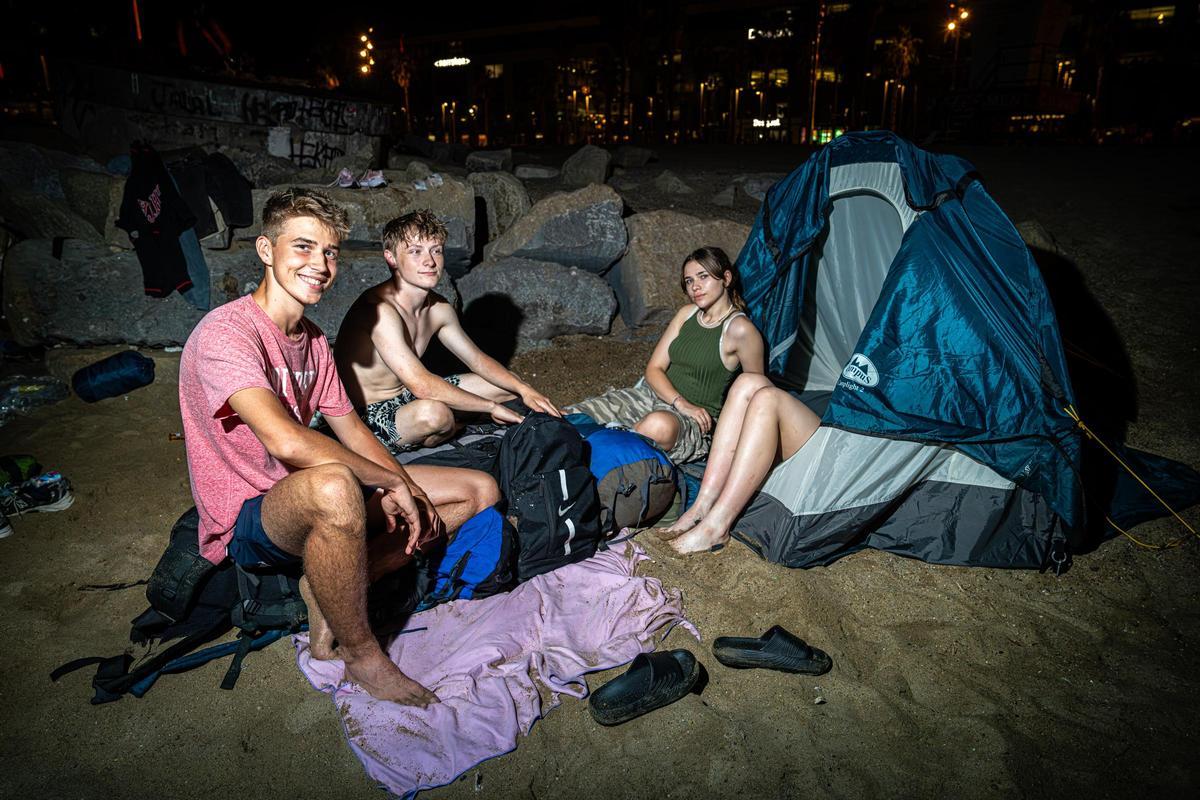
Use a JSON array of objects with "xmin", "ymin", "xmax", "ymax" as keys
[{"xmin": 179, "ymin": 188, "xmax": 497, "ymax": 706}]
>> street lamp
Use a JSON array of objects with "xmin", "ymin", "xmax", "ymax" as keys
[
  {"xmin": 733, "ymin": 87, "xmax": 742, "ymax": 142},
  {"xmin": 947, "ymin": 7, "xmax": 969, "ymax": 91}
]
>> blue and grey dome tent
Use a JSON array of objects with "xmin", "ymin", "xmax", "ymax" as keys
[{"xmin": 732, "ymin": 131, "xmax": 1195, "ymax": 570}]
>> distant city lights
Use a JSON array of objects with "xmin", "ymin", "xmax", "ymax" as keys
[
  {"xmin": 358, "ymin": 30, "xmax": 374, "ymax": 76},
  {"xmin": 747, "ymin": 27, "xmax": 793, "ymax": 41}
]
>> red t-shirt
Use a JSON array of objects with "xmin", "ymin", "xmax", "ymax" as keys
[{"xmin": 179, "ymin": 294, "xmax": 353, "ymax": 563}]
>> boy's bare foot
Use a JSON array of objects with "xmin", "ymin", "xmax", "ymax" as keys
[
  {"xmin": 343, "ymin": 649, "xmax": 440, "ymax": 706},
  {"xmin": 299, "ymin": 577, "xmax": 338, "ymax": 660},
  {"xmin": 669, "ymin": 519, "xmax": 730, "ymax": 555}
]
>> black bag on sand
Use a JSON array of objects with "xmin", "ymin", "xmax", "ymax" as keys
[
  {"xmin": 498, "ymin": 411, "xmax": 602, "ymax": 582},
  {"xmin": 52, "ymin": 507, "xmax": 315, "ymax": 702}
]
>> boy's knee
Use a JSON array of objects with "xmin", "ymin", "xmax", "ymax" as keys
[
  {"xmin": 404, "ymin": 399, "xmax": 454, "ymax": 435},
  {"xmin": 477, "ymin": 474, "xmax": 501, "ymax": 510},
  {"xmin": 306, "ymin": 464, "xmax": 364, "ymax": 523}
]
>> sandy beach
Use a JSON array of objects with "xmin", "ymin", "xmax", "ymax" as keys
[{"xmin": 1, "ymin": 143, "xmax": 1197, "ymax": 799}]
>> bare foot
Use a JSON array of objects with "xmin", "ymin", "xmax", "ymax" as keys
[
  {"xmin": 669, "ymin": 519, "xmax": 730, "ymax": 555},
  {"xmin": 343, "ymin": 649, "xmax": 440, "ymax": 706},
  {"xmin": 299, "ymin": 576, "xmax": 338, "ymax": 660},
  {"xmin": 660, "ymin": 502, "xmax": 708, "ymax": 535},
  {"xmin": 648, "ymin": 525, "xmax": 686, "ymax": 542}
]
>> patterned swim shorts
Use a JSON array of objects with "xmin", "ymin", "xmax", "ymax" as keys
[{"xmin": 357, "ymin": 374, "xmax": 462, "ymax": 450}]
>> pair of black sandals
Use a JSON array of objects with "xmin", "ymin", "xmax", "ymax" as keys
[{"xmin": 589, "ymin": 625, "xmax": 833, "ymax": 726}]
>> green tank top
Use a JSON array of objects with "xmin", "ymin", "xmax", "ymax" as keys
[{"xmin": 665, "ymin": 309, "xmax": 744, "ymax": 418}]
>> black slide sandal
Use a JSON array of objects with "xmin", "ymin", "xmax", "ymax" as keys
[
  {"xmin": 712, "ymin": 625, "xmax": 833, "ymax": 675},
  {"xmin": 589, "ymin": 650, "xmax": 700, "ymax": 726}
]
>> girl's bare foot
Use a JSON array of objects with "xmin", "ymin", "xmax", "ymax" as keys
[
  {"xmin": 660, "ymin": 501, "xmax": 709, "ymax": 535},
  {"xmin": 648, "ymin": 525, "xmax": 687, "ymax": 542},
  {"xmin": 299, "ymin": 576, "xmax": 338, "ymax": 660},
  {"xmin": 669, "ymin": 519, "xmax": 730, "ymax": 555}
]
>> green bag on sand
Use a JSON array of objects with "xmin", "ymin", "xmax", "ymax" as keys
[{"xmin": 0, "ymin": 455, "xmax": 42, "ymax": 488}]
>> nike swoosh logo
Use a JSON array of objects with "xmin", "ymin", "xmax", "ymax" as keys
[{"xmin": 557, "ymin": 501, "xmax": 576, "ymax": 516}]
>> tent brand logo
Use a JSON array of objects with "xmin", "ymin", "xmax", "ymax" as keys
[{"xmin": 842, "ymin": 354, "xmax": 879, "ymax": 387}]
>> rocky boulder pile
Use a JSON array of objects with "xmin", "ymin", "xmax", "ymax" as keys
[{"xmin": 2, "ymin": 139, "xmax": 765, "ymax": 353}]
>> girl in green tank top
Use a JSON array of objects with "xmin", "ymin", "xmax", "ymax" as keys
[{"xmin": 632, "ymin": 246, "xmax": 765, "ymax": 456}]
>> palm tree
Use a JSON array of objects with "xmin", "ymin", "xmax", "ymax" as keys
[{"xmin": 885, "ymin": 26, "xmax": 921, "ymax": 132}]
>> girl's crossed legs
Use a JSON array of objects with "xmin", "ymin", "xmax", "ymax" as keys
[{"xmin": 662, "ymin": 374, "xmax": 821, "ymax": 555}]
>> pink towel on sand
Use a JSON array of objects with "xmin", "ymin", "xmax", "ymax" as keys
[{"xmin": 294, "ymin": 542, "xmax": 697, "ymax": 798}]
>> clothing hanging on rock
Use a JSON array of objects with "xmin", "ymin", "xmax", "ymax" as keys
[
  {"xmin": 162, "ymin": 149, "xmax": 253, "ymax": 241},
  {"xmin": 116, "ymin": 143, "xmax": 196, "ymax": 299}
]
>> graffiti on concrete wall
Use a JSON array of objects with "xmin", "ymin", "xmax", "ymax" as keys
[
  {"xmin": 57, "ymin": 61, "xmax": 392, "ymax": 136},
  {"xmin": 291, "ymin": 137, "xmax": 346, "ymax": 169}
]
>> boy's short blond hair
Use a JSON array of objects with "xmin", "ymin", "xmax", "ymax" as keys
[
  {"xmin": 261, "ymin": 187, "xmax": 351, "ymax": 243},
  {"xmin": 382, "ymin": 209, "xmax": 448, "ymax": 253}
]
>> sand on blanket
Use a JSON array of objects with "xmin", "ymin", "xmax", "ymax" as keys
[{"xmin": 295, "ymin": 542, "xmax": 696, "ymax": 798}]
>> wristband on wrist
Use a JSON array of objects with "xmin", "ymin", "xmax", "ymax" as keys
[{"xmin": 669, "ymin": 394, "xmax": 681, "ymax": 408}]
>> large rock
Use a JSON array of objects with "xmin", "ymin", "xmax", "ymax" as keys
[
  {"xmin": 0, "ymin": 142, "xmax": 113, "ymax": 241},
  {"xmin": 465, "ymin": 148, "xmax": 513, "ymax": 173},
  {"xmin": 406, "ymin": 161, "xmax": 433, "ymax": 180},
  {"xmin": 710, "ymin": 185, "xmax": 736, "ymax": 208},
  {"xmin": 2, "ymin": 239, "xmax": 455, "ymax": 347},
  {"xmin": 245, "ymin": 175, "xmax": 476, "ymax": 276},
  {"xmin": 60, "ymin": 168, "xmax": 124, "ymax": 239},
  {"xmin": 514, "ymin": 164, "xmax": 559, "ymax": 180},
  {"xmin": 457, "ymin": 257, "xmax": 616, "ymax": 351},
  {"xmin": 561, "ymin": 145, "xmax": 611, "ymax": 188},
  {"xmin": 607, "ymin": 173, "xmax": 642, "ymax": 192},
  {"xmin": 326, "ymin": 138, "xmax": 382, "ymax": 178},
  {"xmin": 653, "ymin": 170, "xmax": 694, "ymax": 195},
  {"xmin": 100, "ymin": 176, "xmax": 133, "ymax": 248},
  {"xmin": 0, "ymin": 141, "xmax": 108, "ymax": 198},
  {"xmin": 612, "ymin": 145, "xmax": 656, "ymax": 169},
  {"xmin": 380, "ymin": 160, "xmax": 433, "ymax": 187},
  {"xmin": 5, "ymin": 239, "xmax": 222, "ymax": 346},
  {"xmin": 609, "ymin": 210, "xmax": 752, "ymax": 327},
  {"xmin": 731, "ymin": 173, "xmax": 785, "ymax": 202},
  {"xmin": 0, "ymin": 142, "xmax": 68, "ymax": 198},
  {"xmin": 216, "ymin": 146, "xmax": 302, "ymax": 189},
  {"xmin": 0, "ymin": 190, "xmax": 103, "ymax": 241},
  {"xmin": 482, "ymin": 184, "xmax": 626, "ymax": 273},
  {"xmin": 468, "ymin": 172, "xmax": 531, "ymax": 242}
]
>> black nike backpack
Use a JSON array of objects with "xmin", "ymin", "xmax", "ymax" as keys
[{"xmin": 497, "ymin": 412, "xmax": 602, "ymax": 582}]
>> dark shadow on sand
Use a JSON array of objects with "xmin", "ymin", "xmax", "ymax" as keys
[
  {"xmin": 424, "ymin": 294, "xmax": 525, "ymax": 376},
  {"xmin": 1029, "ymin": 245, "xmax": 1141, "ymax": 554}
]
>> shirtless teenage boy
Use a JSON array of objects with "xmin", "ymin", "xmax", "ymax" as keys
[
  {"xmin": 335, "ymin": 209, "xmax": 560, "ymax": 451},
  {"xmin": 179, "ymin": 188, "xmax": 498, "ymax": 706}
]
